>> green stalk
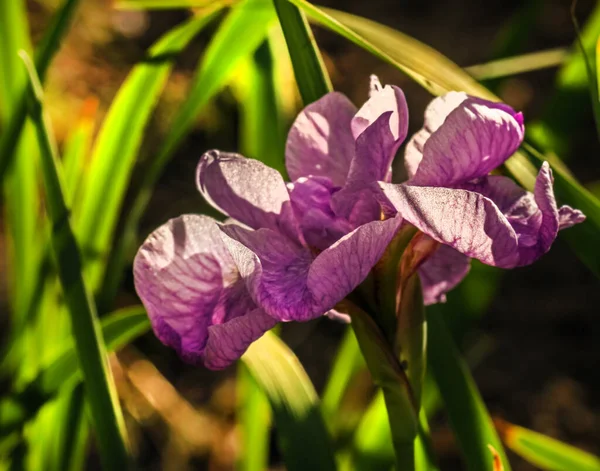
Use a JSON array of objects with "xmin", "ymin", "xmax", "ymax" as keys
[
  {"xmin": 0, "ymin": 0, "xmax": 80, "ymax": 183},
  {"xmin": 273, "ymin": 0, "xmax": 331, "ymax": 104},
  {"xmin": 350, "ymin": 306, "xmax": 418, "ymax": 471},
  {"xmin": 20, "ymin": 52, "xmax": 130, "ymax": 470}
]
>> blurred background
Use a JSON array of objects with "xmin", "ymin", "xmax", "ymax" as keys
[{"xmin": 1, "ymin": 0, "xmax": 600, "ymax": 469}]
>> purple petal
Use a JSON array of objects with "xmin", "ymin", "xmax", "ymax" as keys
[
  {"xmin": 351, "ymin": 77, "xmax": 409, "ymax": 154},
  {"xmin": 204, "ymin": 308, "xmax": 277, "ymax": 369},
  {"xmin": 197, "ymin": 151, "xmax": 300, "ymax": 241},
  {"xmin": 133, "ymin": 215, "xmax": 275, "ymax": 368},
  {"xmin": 331, "ymin": 111, "xmax": 399, "ymax": 225},
  {"xmin": 288, "ymin": 176, "xmax": 353, "ymax": 250},
  {"xmin": 285, "ymin": 92, "xmax": 357, "ymax": 186},
  {"xmin": 464, "ymin": 163, "xmax": 583, "ymax": 265},
  {"xmin": 514, "ymin": 162, "xmax": 559, "ymax": 265},
  {"xmin": 558, "ymin": 206, "xmax": 586, "ymax": 229},
  {"xmin": 418, "ymin": 245, "xmax": 471, "ymax": 305},
  {"xmin": 381, "ymin": 183, "xmax": 520, "ymax": 268},
  {"xmin": 409, "ymin": 97, "xmax": 524, "ymax": 187},
  {"xmin": 219, "ymin": 216, "xmax": 403, "ymax": 321},
  {"xmin": 404, "ymin": 91, "xmax": 468, "ymax": 178},
  {"xmin": 307, "ymin": 216, "xmax": 404, "ymax": 308}
]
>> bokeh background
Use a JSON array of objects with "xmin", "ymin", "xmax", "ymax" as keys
[{"xmin": 1, "ymin": 0, "xmax": 600, "ymax": 469}]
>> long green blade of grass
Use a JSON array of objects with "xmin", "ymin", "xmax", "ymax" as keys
[
  {"xmin": 427, "ymin": 308, "xmax": 510, "ymax": 471},
  {"xmin": 496, "ymin": 420, "xmax": 600, "ymax": 471},
  {"xmin": 0, "ymin": 0, "xmax": 39, "ymax": 344},
  {"xmin": 288, "ymin": 1, "xmax": 600, "ymax": 276},
  {"xmin": 21, "ymin": 52, "xmax": 130, "ymax": 469},
  {"xmin": 234, "ymin": 40, "xmax": 287, "ymax": 174},
  {"xmin": 75, "ymin": 10, "xmax": 223, "ymax": 293},
  {"xmin": 237, "ymin": 366, "xmax": 271, "ymax": 471},
  {"xmin": 571, "ymin": 2, "xmax": 600, "ymax": 142},
  {"xmin": 242, "ymin": 332, "xmax": 337, "ymax": 471},
  {"xmin": 98, "ymin": 0, "xmax": 277, "ymax": 312},
  {"xmin": 273, "ymin": 0, "xmax": 331, "ymax": 104},
  {"xmin": 0, "ymin": 0, "xmax": 80, "ymax": 183}
]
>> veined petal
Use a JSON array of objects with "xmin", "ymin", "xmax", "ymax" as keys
[
  {"xmin": 404, "ymin": 91, "xmax": 468, "ymax": 177},
  {"xmin": 381, "ymin": 183, "xmax": 520, "ymax": 268},
  {"xmin": 288, "ymin": 176, "xmax": 353, "ymax": 250},
  {"xmin": 558, "ymin": 205, "xmax": 586, "ymax": 229},
  {"xmin": 463, "ymin": 163, "xmax": 584, "ymax": 266},
  {"xmin": 332, "ymin": 111, "xmax": 398, "ymax": 225},
  {"xmin": 514, "ymin": 162, "xmax": 558, "ymax": 265},
  {"xmin": 286, "ymin": 92, "xmax": 357, "ymax": 186},
  {"xmin": 133, "ymin": 215, "xmax": 274, "ymax": 368},
  {"xmin": 307, "ymin": 215, "xmax": 404, "ymax": 308},
  {"xmin": 351, "ymin": 77, "xmax": 408, "ymax": 153},
  {"xmin": 204, "ymin": 308, "xmax": 277, "ymax": 370},
  {"xmin": 219, "ymin": 216, "xmax": 403, "ymax": 322},
  {"xmin": 418, "ymin": 245, "xmax": 471, "ymax": 305},
  {"xmin": 409, "ymin": 97, "xmax": 524, "ymax": 187},
  {"xmin": 197, "ymin": 151, "xmax": 300, "ymax": 241}
]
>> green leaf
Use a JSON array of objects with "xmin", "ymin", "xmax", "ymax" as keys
[
  {"xmin": 237, "ymin": 366, "xmax": 271, "ymax": 471},
  {"xmin": 242, "ymin": 332, "xmax": 337, "ymax": 471},
  {"xmin": 0, "ymin": 0, "xmax": 80, "ymax": 183},
  {"xmin": 290, "ymin": 1, "xmax": 600, "ymax": 276},
  {"xmin": 98, "ymin": 0, "xmax": 276, "ymax": 312},
  {"xmin": 21, "ymin": 52, "xmax": 130, "ymax": 469},
  {"xmin": 427, "ymin": 308, "xmax": 511, "ymax": 471},
  {"xmin": 62, "ymin": 98, "xmax": 98, "ymax": 206},
  {"xmin": 321, "ymin": 329, "xmax": 364, "ymax": 429},
  {"xmin": 234, "ymin": 38, "xmax": 287, "ymax": 175},
  {"xmin": 465, "ymin": 48, "xmax": 567, "ymax": 81},
  {"xmin": 497, "ymin": 420, "xmax": 600, "ymax": 471},
  {"xmin": 74, "ymin": 11, "xmax": 222, "ymax": 292},
  {"xmin": 571, "ymin": 3, "xmax": 600, "ymax": 142},
  {"xmin": 273, "ymin": 0, "xmax": 331, "ymax": 104}
]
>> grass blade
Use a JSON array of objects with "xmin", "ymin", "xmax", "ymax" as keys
[
  {"xmin": 75, "ymin": 11, "xmax": 222, "ymax": 292},
  {"xmin": 234, "ymin": 39, "xmax": 287, "ymax": 174},
  {"xmin": 571, "ymin": 1, "xmax": 600, "ymax": 142},
  {"xmin": 465, "ymin": 48, "xmax": 567, "ymax": 80},
  {"xmin": 0, "ymin": 0, "xmax": 80, "ymax": 183},
  {"xmin": 0, "ymin": 0, "xmax": 39, "ymax": 336},
  {"xmin": 21, "ymin": 52, "xmax": 130, "ymax": 469},
  {"xmin": 237, "ymin": 366, "xmax": 271, "ymax": 471},
  {"xmin": 496, "ymin": 419, "xmax": 600, "ymax": 471},
  {"xmin": 242, "ymin": 332, "xmax": 337, "ymax": 471},
  {"xmin": 274, "ymin": 0, "xmax": 331, "ymax": 104},
  {"xmin": 427, "ymin": 308, "xmax": 510, "ymax": 471},
  {"xmin": 321, "ymin": 329, "xmax": 364, "ymax": 428}
]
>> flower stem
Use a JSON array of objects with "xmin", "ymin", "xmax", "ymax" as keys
[{"xmin": 349, "ymin": 305, "xmax": 418, "ymax": 471}]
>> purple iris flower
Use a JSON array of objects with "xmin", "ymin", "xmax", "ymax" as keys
[
  {"xmin": 133, "ymin": 77, "xmax": 584, "ymax": 369},
  {"xmin": 380, "ymin": 91, "xmax": 585, "ymax": 304}
]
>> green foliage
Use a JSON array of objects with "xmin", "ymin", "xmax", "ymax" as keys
[
  {"xmin": 242, "ymin": 332, "xmax": 337, "ymax": 471},
  {"xmin": 21, "ymin": 51, "xmax": 130, "ymax": 469},
  {"xmin": 498, "ymin": 420, "xmax": 600, "ymax": 471}
]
